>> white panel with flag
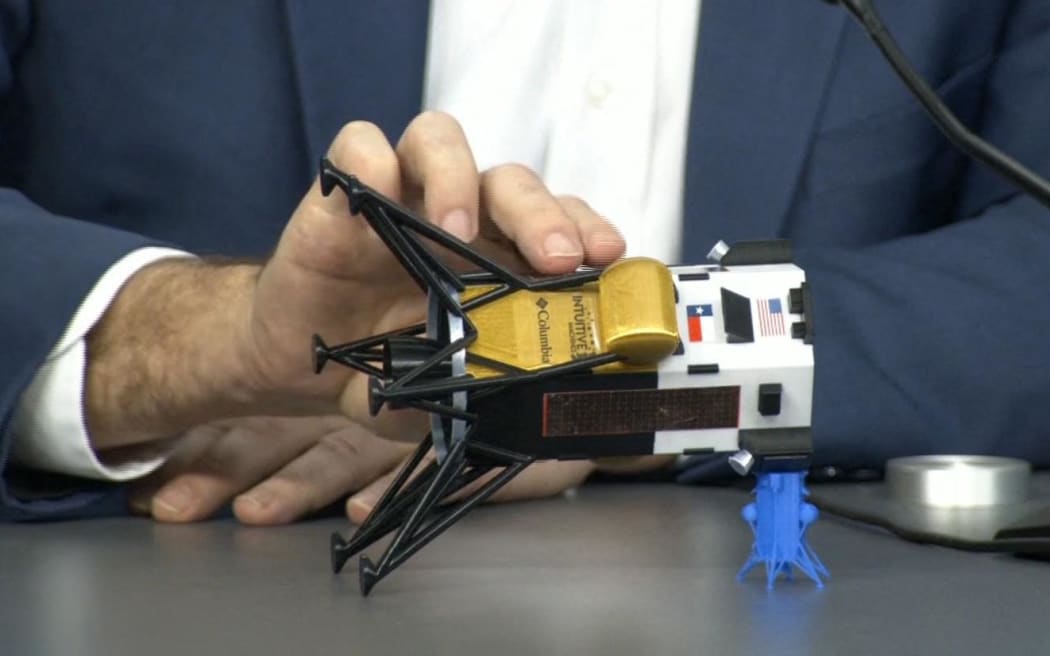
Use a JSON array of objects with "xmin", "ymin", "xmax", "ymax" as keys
[{"xmin": 647, "ymin": 262, "xmax": 815, "ymax": 456}]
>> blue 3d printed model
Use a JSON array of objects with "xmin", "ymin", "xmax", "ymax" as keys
[{"xmin": 739, "ymin": 471, "xmax": 828, "ymax": 589}]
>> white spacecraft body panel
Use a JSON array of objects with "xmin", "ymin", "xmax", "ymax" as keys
[{"xmin": 649, "ymin": 262, "xmax": 814, "ymax": 456}]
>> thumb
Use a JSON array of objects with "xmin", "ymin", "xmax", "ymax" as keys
[{"xmin": 272, "ymin": 122, "xmax": 402, "ymax": 280}]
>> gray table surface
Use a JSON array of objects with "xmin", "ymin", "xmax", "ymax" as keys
[{"xmin": 1, "ymin": 483, "xmax": 1047, "ymax": 656}]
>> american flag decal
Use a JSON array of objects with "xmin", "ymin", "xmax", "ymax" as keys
[{"xmin": 757, "ymin": 298, "xmax": 786, "ymax": 337}]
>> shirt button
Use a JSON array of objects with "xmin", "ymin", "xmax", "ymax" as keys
[{"xmin": 585, "ymin": 76, "xmax": 613, "ymax": 108}]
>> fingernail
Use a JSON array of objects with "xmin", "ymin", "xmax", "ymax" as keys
[
  {"xmin": 236, "ymin": 489, "xmax": 287, "ymax": 523},
  {"xmin": 239, "ymin": 489, "xmax": 274, "ymax": 510},
  {"xmin": 543, "ymin": 232, "xmax": 582, "ymax": 258},
  {"xmin": 348, "ymin": 491, "xmax": 377, "ymax": 515},
  {"xmin": 153, "ymin": 484, "xmax": 195, "ymax": 516},
  {"xmin": 589, "ymin": 228, "xmax": 626, "ymax": 259},
  {"xmin": 594, "ymin": 225, "xmax": 625, "ymax": 247},
  {"xmin": 440, "ymin": 208, "xmax": 474, "ymax": 242}
]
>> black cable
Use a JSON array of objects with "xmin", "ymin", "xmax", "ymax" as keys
[
  {"xmin": 810, "ymin": 493, "xmax": 1050, "ymax": 555},
  {"xmin": 831, "ymin": 0, "xmax": 1050, "ymax": 210}
]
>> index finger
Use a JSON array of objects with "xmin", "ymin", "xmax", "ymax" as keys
[
  {"xmin": 480, "ymin": 163, "xmax": 585, "ymax": 275},
  {"xmin": 396, "ymin": 111, "xmax": 480, "ymax": 242}
]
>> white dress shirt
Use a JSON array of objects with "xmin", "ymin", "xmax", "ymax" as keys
[
  {"xmin": 9, "ymin": 0, "xmax": 702, "ymax": 480},
  {"xmin": 9, "ymin": 248, "xmax": 192, "ymax": 479},
  {"xmin": 425, "ymin": 0, "xmax": 700, "ymax": 263}
]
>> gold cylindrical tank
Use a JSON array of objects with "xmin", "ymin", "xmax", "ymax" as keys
[{"xmin": 597, "ymin": 258, "xmax": 679, "ymax": 364}]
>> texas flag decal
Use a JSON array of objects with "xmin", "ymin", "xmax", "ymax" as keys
[{"xmin": 686, "ymin": 304, "xmax": 713, "ymax": 342}]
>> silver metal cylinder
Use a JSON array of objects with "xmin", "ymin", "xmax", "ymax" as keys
[
  {"xmin": 886, "ymin": 455, "xmax": 1030, "ymax": 508},
  {"xmin": 706, "ymin": 240, "xmax": 729, "ymax": 263},
  {"xmin": 728, "ymin": 449, "xmax": 755, "ymax": 476}
]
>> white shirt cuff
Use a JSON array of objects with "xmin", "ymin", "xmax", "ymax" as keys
[{"xmin": 9, "ymin": 247, "xmax": 194, "ymax": 481}]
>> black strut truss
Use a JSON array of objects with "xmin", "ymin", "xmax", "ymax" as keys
[
  {"xmin": 314, "ymin": 158, "xmax": 618, "ymax": 424},
  {"xmin": 330, "ymin": 432, "xmax": 536, "ymax": 595},
  {"xmin": 315, "ymin": 159, "xmax": 629, "ymax": 594}
]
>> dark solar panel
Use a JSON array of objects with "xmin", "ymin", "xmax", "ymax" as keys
[{"xmin": 543, "ymin": 386, "xmax": 740, "ymax": 437}]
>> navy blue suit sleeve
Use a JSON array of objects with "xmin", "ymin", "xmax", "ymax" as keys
[
  {"xmin": 798, "ymin": 3, "xmax": 1050, "ymax": 468},
  {"xmin": 0, "ymin": 3, "xmax": 160, "ymax": 519},
  {"xmin": 0, "ymin": 195, "xmax": 163, "ymax": 520}
]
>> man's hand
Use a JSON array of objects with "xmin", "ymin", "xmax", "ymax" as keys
[
  {"xmin": 85, "ymin": 111, "xmax": 625, "ymax": 452},
  {"xmin": 129, "ymin": 414, "xmax": 607, "ymax": 525},
  {"xmin": 129, "ymin": 416, "xmax": 412, "ymax": 524},
  {"xmin": 247, "ymin": 111, "xmax": 626, "ymax": 437}
]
